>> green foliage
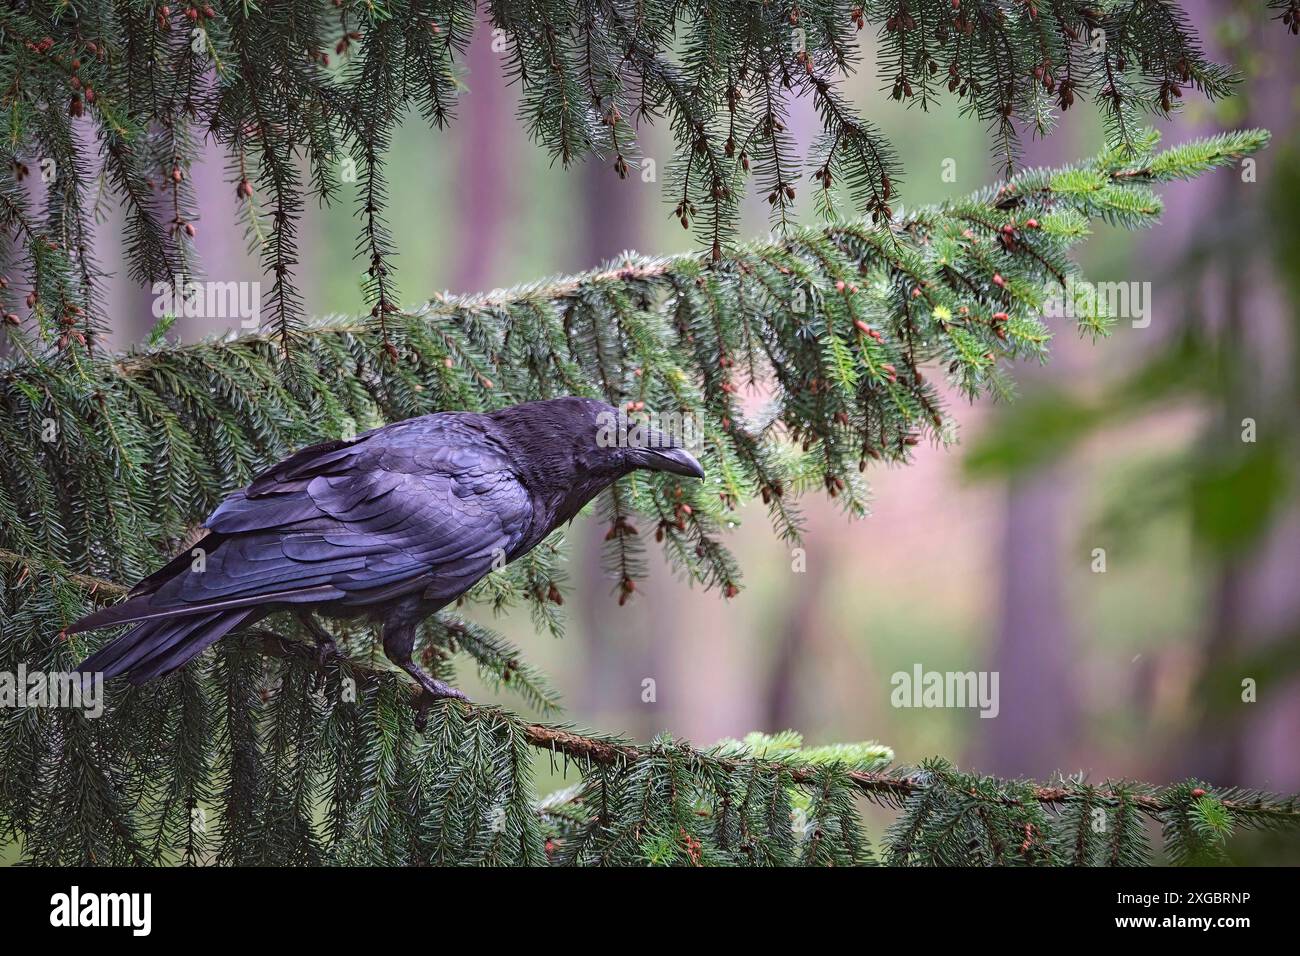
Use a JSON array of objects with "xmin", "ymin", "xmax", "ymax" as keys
[
  {"xmin": 0, "ymin": 131, "xmax": 1270, "ymax": 608},
  {"xmin": 0, "ymin": 0, "xmax": 1240, "ymax": 353},
  {"xmin": 3, "ymin": 130, "xmax": 1298, "ymax": 865},
  {"xmin": 964, "ymin": 131, "xmax": 1296, "ymax": 567}
]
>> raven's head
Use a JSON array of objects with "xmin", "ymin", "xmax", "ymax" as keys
[{"xmin": 490, "ymin": 397, "xmax": 705, "ymax": 519}]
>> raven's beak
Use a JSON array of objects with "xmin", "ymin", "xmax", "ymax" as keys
[
  {"xmin": 639, "ymin": 445, "xmax": 706, "ymax": 480},
  {"xmin": 629, "ymin": 425, "xmax": 706, "ymax": 480}
]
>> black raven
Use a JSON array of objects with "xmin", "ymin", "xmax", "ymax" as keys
[{"xmin": 69, "ymin": 396, "xmax": 704, "ymax": 699}]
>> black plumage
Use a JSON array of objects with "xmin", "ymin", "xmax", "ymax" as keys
[{"xmin": 70, "ymin": 396, "xmax": 704, "ymax": 698}]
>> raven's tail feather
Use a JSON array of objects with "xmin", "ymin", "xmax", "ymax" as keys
[{"xmin": 75, "ymin": 608, "xmax": 254, "ymax": 684}]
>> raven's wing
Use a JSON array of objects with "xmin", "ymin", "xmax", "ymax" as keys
[{"xmin": 70, "ymin": 415, "xmax": 534, "ymax": 632}]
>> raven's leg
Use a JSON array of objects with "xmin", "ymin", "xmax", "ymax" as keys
[
  {"xmin": 296, "ymin": 611, "xmax": 338, "ymax": 667},
  {"xmin": 381, "ymin": 619, "xmax": 468, "ymax": 703}
]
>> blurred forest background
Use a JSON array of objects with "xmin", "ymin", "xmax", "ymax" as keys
[{"xmin": 84, "ymin": 2, "xmax": 1297, "ymax": 861}]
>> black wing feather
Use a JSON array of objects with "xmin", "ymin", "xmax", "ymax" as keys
[{"xmin": 71, "ymin": 415, "xmax": 535, "ymax": 680}]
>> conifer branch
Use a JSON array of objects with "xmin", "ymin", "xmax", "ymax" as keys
[
  {"xmin": 0, "ymin": 0, "xmax": 1249, "ymax": 350},
  {"xmin": 6, "ymin": 547, "xmax": 1298, "ymax": 839},
  {"xmin": 129, "ymin": 628, "xmax": 1300, "ymax": 827},
  {"xmin": 0, "ymin": 130, "xmax": 1272, "ymax": 610}
]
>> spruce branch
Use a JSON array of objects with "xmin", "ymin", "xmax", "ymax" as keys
[
  {"xmin": 0, "ymin": 0, "xmax": 1249, "ymax": 355},
  {"xmin": 124, "ymin": 628, "xmax": 1300, "ymax": 829},
  {"xmin": 6, "ymin": 547, "xmax": 1299, "ymax": 838},
  {"xmin": 0, "ymin": 130, "xmax": 1270, "ymax": 603}
]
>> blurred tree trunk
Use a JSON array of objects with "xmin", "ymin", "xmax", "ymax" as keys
[
  {"xmin": 106, "ymin": 135, "xmax": 272, "ymax": 346},
  {"xmin": 763, "ymin": 541, "xmax": 836, "ymax": 732},
  {"xmin": 979, "ymin": 464, "xmax": 1081, "ymax": 776},
  {"xmin": 451, "ymin": 15, "xmax": 512, "ymax": 292}
]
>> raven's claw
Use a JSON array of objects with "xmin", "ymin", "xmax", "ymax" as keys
[
  {"xmin": 411, "ymin": 670, "xmax": 468, "ymax": 702},
  {"xmin": 382, "ymin": 615, "xmax": 468, "ymax": 731},
  {"xmin": 411, "ymin": 677, "xmax": 468, "ymax": 731}
]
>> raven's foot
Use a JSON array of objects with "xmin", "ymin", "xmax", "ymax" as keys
[
  {"xmin": 381, "ymin": 617, "xmax": 467, "ymax": 729},
  {"xmin": 402, "ymin": 664, "xmax": 468, "ymax": 732},
  {"xmin": 402, "ymin": 662, "xmax": 468, "ymax": 701}
]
